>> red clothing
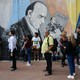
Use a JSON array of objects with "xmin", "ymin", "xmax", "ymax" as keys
[{"xmin": 25, "ymin": 39, "xmax": 32, "ymax": 49}]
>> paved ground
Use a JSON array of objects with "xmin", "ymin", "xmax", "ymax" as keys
[{"xmin": 0, "ymin": 60, "xmax": 80, "ymax": 80}]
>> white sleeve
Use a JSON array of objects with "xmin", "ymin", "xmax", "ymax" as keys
[
  {"xmin": 32, "ymin": 37, "xmax": 34, "ymax": 41},
  {"xmin": 10, "ymin": 38, "xmax": 14, "ymax": 52}
]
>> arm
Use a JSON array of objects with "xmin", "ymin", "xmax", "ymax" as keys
[
  {"xmin": 10, "ymin": 38, "xmax": 14, "ymax": 56},
  {"xmin": 22, "ymin": 41, "xmax": 27, "ymax": 50},
  {"xmin": 46, "ymin": 45, "xmax": 53, "ymax": 53},
  {"xmin": 10, "ymin": 37, "xmax": 17, "ymax": 56},
  {"xmin": 38, "ymin": 37, "xmax": 41, "ymax": 43},
  {"xmin": 45, "ymin": 36, "xmax": 54, "ymax": 53}
]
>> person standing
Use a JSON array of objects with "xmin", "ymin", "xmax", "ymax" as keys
[
  {"xmin": 41, "ymin": 30, "xmax": 54, "ymax": 76},
  {"xmin": 32, "ymin": 32, "xmax": 41, "ymax": 61},
  {"xmin": 76, "ymin": 26, "xmax": 80, "ymax": 68},
  {"xmin": 8, "ymin": 30, "xmax": 17, "ymax": 71},
  {"xmin": 60, "ymin": 31, "xmax": 68, "ymax": 67},
  {"xmin": 22, "ymin": 35, "xmax": 32, "ymax": 66},
  {"xmin": 0, "ymin": 37, "xmax": 2, "ymax": 58},
  {"xmin": 66, "ymin": 34, "xmax": 76, "ymax": 79}
]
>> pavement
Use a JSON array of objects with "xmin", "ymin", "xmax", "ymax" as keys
[{"xmin": 0, "ymin": 60, "xmax": 80, "ymax": 80}]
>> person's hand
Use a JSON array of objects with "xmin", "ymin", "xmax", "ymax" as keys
[
  {"xmin": 21, "ymin": 47, "xmax": 24, "ymax": 50},
  {"xmin": 11, "ymin": 53, "xmax": 13, "ymax": 56},
  {"xmin": 45, "ymin": 50, "xmax": 49, "ymax": 53},
  {"xmin": 64, "ymin": 46, "xmax": 66, "ymax": 49}
]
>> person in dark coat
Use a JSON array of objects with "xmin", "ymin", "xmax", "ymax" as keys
[
  {"xmin": 66, "ymin": 34, "xmax": 76, "ymax": 79},
  {"xmin": 60, "ymin": 30, "xmax": 68, "ymax": 67},
  {"xmin": 76, "ymin": 26, "xmax": 80, "ymax": 68}
]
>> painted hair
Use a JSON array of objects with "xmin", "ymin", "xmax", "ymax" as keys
[{"xmin": 25, "ymin": 1, "xmax": 46, "ymax": 15}]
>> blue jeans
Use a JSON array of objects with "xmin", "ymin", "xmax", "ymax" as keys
[
  {"xmin": 67, "ymin": 55, "xmax": 75, "ymax": 75},
  {"xmin": 25, "ymin": 48, "xmax": 31, "ymax": 63},
  {"xmin": 77, "ymin": 46, "xmax": 80, "ymax": 54},
  {"xmin": 76, "ymin": 46, "xmax": 80, "ymax": 65}
]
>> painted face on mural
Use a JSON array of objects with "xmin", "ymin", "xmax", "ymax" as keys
[{"xmin": 28, "ymin": 2, "xmax": 47, "ymax": 30}]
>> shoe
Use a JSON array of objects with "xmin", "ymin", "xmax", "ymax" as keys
[
  {"xmin": 75, "ymin": 64, "xmax": 78, "ymax": 67},
  {"xmin": 64, "ymin": 63, "xmax": 67, "ymax": 66},
  {"xmin": 27, "ymin": 64, "xmax": 31, "ymax": 66},
  {"xmin": 37, "ymin": 59, "xmax": 39, "ymax": 62},
  {"xmin": 61, "ymin": 65, "xmax": 64, "ymax": 67},
  {"xmin": 67, "ymin": 75, "xmax": 74, "ymax": 79},
  {"xmin": 73, "ymin": 73, "xmax": 76, "ymax": 76},
  {"xmin": 78, "ymin": 66, "xmax": 80, "ymax": 69},
  {"xmin": 43, "ymin": 70, "xmax": 47, "ymax": 72},
  {"xmin": 45, "ymin": 73, "xmax": 52, "ymax": 76},
  {"xmin": 11, "ymin": 68, "xmax": 17, "ymax": 71},
  {"xmin": 11, "ymin": 66, "xmax": 13, "ymax": 68},
  {"xmin": 34, "ymin": 59, "xmax": 36, "ymax": 61},
  {"xmin": 26, "ymin": 63, "xmax": 31, "ymax": 66}
]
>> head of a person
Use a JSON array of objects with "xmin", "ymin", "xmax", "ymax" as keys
[
  {"xmin": 9, "ymin": 30, "xmax": 15, "ymax": 36},
  {"xmin": 27, "ymin": 35, "xmax": 32, "ymax": 40},
  {"xmin": 45, "ymin": 30, "xmax": 50, "ymax": 37},
  {"xmin": 62, "ymin": 30, "xmax": 67, "ymax": 36},
  {"xmin": 68, "ymin": 34, "xmax": 76, "ymax": 47},
  {"xmin": 61, "ymin": 34, "xmax": 66, "ymax": 41},
  {"xmin": 76, "ymin": 25, "xmax": 80, "ymax": 33},
  {"xmin": 61, "ymin": 31, "xmax": 67, "ymax": 41},
  {"xmin": 34, "ymin": 32, "xmax": 39, "ymax": 38},
  {"xmin": 25, "ymin": 1, "xmax": 47, "ymax": 29},
  {"xmin": 23, "ymin": 35, "xmax": 27, "ymax": 40},
  {"xmin": 50, "ymin": 17, "xmax": 57, "ymax": 25}
]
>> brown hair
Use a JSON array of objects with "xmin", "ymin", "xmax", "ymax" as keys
[
  {"xmin": 61, "ymin": 30, "xmax": 67, "ymax": 40},
  {"xmin": 62, "ymin": 30, "xmax": 67, "ymax": 36},
  {"xmin": 35, "ymin": 32, "xmax": 39, "ymax": 37}
]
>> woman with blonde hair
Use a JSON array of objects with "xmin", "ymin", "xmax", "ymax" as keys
[{"xmin": 66, "ymin": 34, "xmax": 76, "ymax": 79}]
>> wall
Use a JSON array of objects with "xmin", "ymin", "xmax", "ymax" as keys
[{"xmin": 0, "ymin": 0, "xmax": 80, "ymax": 59}]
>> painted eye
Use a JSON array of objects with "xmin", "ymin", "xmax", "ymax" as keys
[{"xmin": 39, "ymin": 15, "xmax": 44, "ymax": 18}]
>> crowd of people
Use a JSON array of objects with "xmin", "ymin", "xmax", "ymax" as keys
[
  {"xmin": 0, "ymin": 1, "xmax": 80, "ymax": 79},
  {"xmin": 6, "ymin": 25, "xmax": 80, "ymax": 79}
]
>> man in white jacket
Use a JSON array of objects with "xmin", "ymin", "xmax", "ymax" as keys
[{"xmin": 8, "ymin": 30, "xmax": 17, "ymax": 71}]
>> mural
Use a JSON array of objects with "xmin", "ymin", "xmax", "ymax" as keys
[{"xmin": 0, "ymin": 0, "xmax": 80, "ymax": 59}]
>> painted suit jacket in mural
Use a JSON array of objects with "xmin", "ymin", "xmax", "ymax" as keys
[
  {"xmin": 10, "ymin": 17, "xmax": 42, "ymax": 48},
  {"xmin": 10, "ymin": 17, "xmax": 32, "ymax": 48}
]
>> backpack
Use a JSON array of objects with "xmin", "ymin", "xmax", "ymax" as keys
[{"xmin": 47, "ymin": 36, "xmax": 58, "ymax": 52}]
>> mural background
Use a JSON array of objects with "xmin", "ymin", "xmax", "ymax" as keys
[{"xmin": 0, "ymin": 0, "xmax": 80, "ymax": 59}]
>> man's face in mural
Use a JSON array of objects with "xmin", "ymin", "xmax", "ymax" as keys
[{"xmin": 28, "ymin": 2, "xmax": 47, "ymax": 29}]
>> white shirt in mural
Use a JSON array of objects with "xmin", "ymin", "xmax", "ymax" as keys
[{"xmin": 32, "ymin": 37, "xmax": 41, "ymax": 49}]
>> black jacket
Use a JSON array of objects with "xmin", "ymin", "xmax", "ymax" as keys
[
  {"xmin": 10, "ymin": 17, "xmax": 32, "ymax": 48},
  {"xmin": 60, "ymin": 38, "xmax": 68, "ymax": 54},
  {"xmin": 66, "ymin": 41, "xmax": 76, "ymax": 56},
  {"xmin": 76, "ymin": 32, "xmax": 80, "ymax": 46}
]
